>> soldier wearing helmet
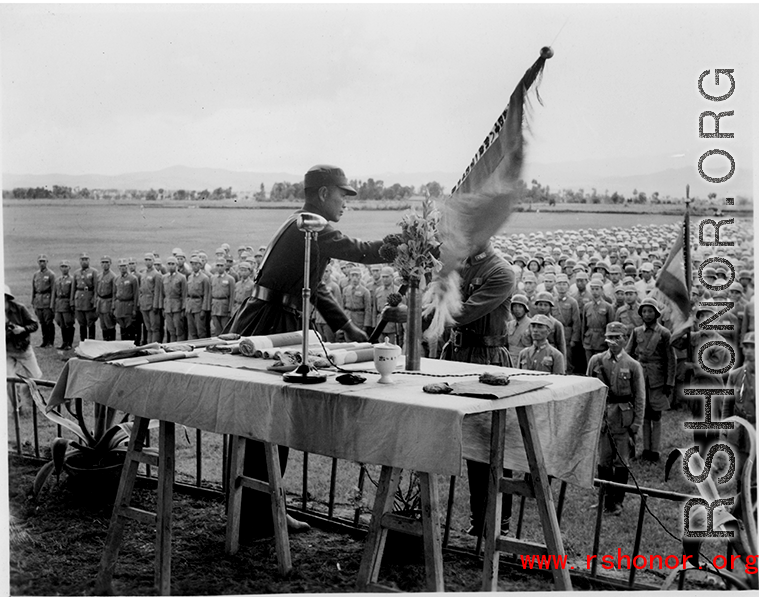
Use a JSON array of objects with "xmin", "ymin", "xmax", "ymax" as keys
[
  {"xmin": 587, "ymin": 322, "xmax": 645, "ymax": 515},
  {"xmin": 625, "ymin": 297, "xmax": 676, "ymax": 462},
  {"xmin": 532, "ymin": 291, "xmax": 566, "ymax": 363},
  {"xmin": 553, "ymin": 273, "xmax": 581, "ymax": 374},
  {"xmin": 506, "ymin": 294, "xmax": 533, "ymax": 366}
]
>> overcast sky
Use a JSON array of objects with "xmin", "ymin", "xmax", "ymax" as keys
[{"xmin": 1, "ymin": 3, "xmax": 754, "ymax": 179}]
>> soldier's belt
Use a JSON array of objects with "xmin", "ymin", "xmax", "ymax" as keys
[
  {"xmin": 98, "ymin": 294, "xmax": 113, "ymax": 299},
  {"xmin": 451, "ymin": 328, "xmax": 507, "ymax": 348},
  {"xmin": 250, "ymin": 285, "xmax": 300, "ymax": 312},
  {"xmin": 607, "ymin": 393, "xmax": 633, "ymax": 404}
]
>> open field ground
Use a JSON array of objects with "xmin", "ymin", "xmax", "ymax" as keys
[{"xmin": 3, "ymin": 203, "xmax": 751, "ymax": 593}]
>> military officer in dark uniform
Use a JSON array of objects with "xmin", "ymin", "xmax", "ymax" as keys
[
  {"xmin": 96, "ymin": 256, "xmax": 118, "ymax": 341},
  {"xmin": 224, "ymin": 164, "xmax": 385, "ymax": 541},
  {"xmin": 440, "ymin": 241, "xmax": 516, "ymax": 539},
  {"xmin": 32, "ymin": 254, "xmax": 56, "ymax": 347},
  {"xmin": 73, "ymin": 252, "xmax": 98, "ymax": 342},
  {"xmin": 52, "ymin": 259, "xmax": 75, "ymax": 350}
]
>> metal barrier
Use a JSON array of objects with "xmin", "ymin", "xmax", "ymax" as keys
[{"xmin": 7, "ymin": 375, "xmax": 739, "ymax": 591}]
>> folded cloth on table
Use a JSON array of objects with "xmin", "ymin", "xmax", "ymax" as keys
[{"xmin": 238, "ymin": 330, "xmax": 321, "ymax": 357}]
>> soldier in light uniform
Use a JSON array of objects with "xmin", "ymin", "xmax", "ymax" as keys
[
  {"xmin": 162, "ymin": 256, "xmax": 187, "ymax": 342},
  {"xmin": 506, "ymin": 294, "xmax": 533, "ymax": 366},
  {"xmin": 517, "ymin": 314, "xmax": 565, "ymax": 374},
  {"xmin": 73, "ymin": 252, "xmax": 98, "ymax": 342},
  {"xmin": 364, "ymin": 264, "xmax": 383, "ymax": 295},
  {"xmin": 313, "ymin": 266, "xmax": 342, "ymax": 342},
  {"xmin": 32, "ymin": 254, "xmax": 56, "ymax": 347},
  {"xmin": 635, "ymin": 262, "xmax": 656, "ymax": 299},
  {"xmin": 521, "ymin": 272, "xmax": 538, "ymax": 313},
  {"xmin": 176, "ymin": 250, "xmax": 192, "ymax": 277},
  {"xmin": 210, "ymin": 259, "xmax": 236, "ymax": 336},
  {"xmin": 588, "ymin": 322, "xmax": 645, "ymax": 515},
  {"xmin": 532, "ymin": 291, "xmax": 566, "ymax": 363},
  {"xmin": 139, "ymin": 253, "xmax": 163, "ymax": 343},
  {"xmin": 233, "ymin": 261, "xmax": 256, "ymax": 315},
  {"xmin": 342, "ymin": 267, "xmax": 373, "ymax": 336},
  {"xmin": 553, "ymin": 274, "xmax": 581, "ymax": 373},
  {"xmin": 114, "ymin": 258, "xmax": 139, "ymax": 341},
  {"xmin": 96, "ymin": 256, "xmax": 118, "ymax": 341},
  {"xmin": 582, "ymin": 278, "xmax": 615, "ymax": 364},
  {"xmin": 186, "ymin": 255, "xmax": 211, "ymax": 339},
  {"xmin": 224, "ymin": 256, "xmax": 239, "ymax": 282},
  {"xmin": 570, "ymin": 270, "xmax": 592, "ymax": 312},
  {"xmin": 615, "ymin": 281, "xmax": 643, "ymax": 337},
  {"xmin": 52, "ymin": 259, "xmax": 75, "ymax": 350},
  {"xmin": 625, "ymin": 297, "xmax": 676, "ymax": 462}
]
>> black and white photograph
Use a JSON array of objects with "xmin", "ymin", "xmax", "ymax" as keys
[{"xmin": 1, "ymin": 3, "xmax": 755, "ymax": 594}]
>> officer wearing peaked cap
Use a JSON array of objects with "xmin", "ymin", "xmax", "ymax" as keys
[
  {"xmin": 223, "ymin": 165, "xmax": 386, "ymax": 542},
  {"xmin": 587, "ymin": 322, "xmax": 645, "ymax": 515},
  {"xmin": 32, "ymin": 253, "xmax": 56, "ymax": 347}
]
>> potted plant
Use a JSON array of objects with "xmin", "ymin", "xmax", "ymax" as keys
[{"xmin": 21, "ymin": 376, "xmax": 158, "ymax": 500}]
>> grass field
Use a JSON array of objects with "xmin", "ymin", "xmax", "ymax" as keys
[{"xmin": 3, "ymin": 201, "xmax": 748, "ymax": 592}]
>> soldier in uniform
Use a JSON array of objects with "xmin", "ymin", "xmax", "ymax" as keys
[
  {"xmin": 114, "ymin": 258, "xmax": 139, "ymax": 341},
  {"xmin": 625, "ymin": 297, "xmax": 676, "ymax": 462},
  {"xmin": 441, "ymin": 242, "xmax": 515, "ymax": 539},
  {"xmin": 32, "ymin": 254, "xmax": 56, "ymax": 347},
  {"xmin": 582, "ymin": 278, "xmax": 615, "ymax": 365},
  {"xmin": 96, "ymin": 256, "xmax": 118, "ymax": 341},
  {"xmin": 553, "ymin": 274, "xmax": 581, "ymax": 373},
  {"xmin": 73, "ymin": 252, "xmax": 98, "ymax": 342},
  {"xmin": 223, "ymin": 164, "xmax": 384, "ymax": 541},
  {"xmin": 127, "ymin": 257, "xmax": 144, "ymax": 342},
  {"xmin": 506, "ymin": 294, "xmax": 533, "ymax": 367},
  {"xmin": 210, "ymin": 259, "xmax": 236, "ymax": 336},
  {"xmin": 517, "ymin": 314, "xmax": 565, "ymax": 374},
  {"xmin": 531, "ymin": 292, "xmax": 566, "ymax": 363},
  {"xmin": 521, "ymin": 271, "xmax": 538, "ymax": 312},
  {"xmin": 588, "ymin": 322, "xmax": 645, "ymax": 514},
  {"xmin": 635, "ymin": 262, "xmax": 656, "ymax": 299},
  {"xmin": 139, "ymin": 253, "xmax": 163, "ymax": 343},
  {"xmin": 233, "ymin": 261, "xmax": 255, "ymax": 315},
  {"xmin": 162, "ymin": 256, "xmax": 187, "ymax": 342},
  {"xmin": 372, "ymin": 266, "xmax": 402, "ymax": 346},
  {"xmin": 52, "ymin": 259, "xmax": 75, "ymax": 350},
  {"xmin": 342, "ymin": 267, "xmax": 373, "ymax": 336},
  {"xmin": 615, "ymin": 281, "xmax": 643, "ymax": 337},
  {"xmin": 186, "ymin": 255, "xmax": 211, "ymax": 340},
  {"xmin": 313, "ymin": 265, "xmax": 342, "ymax": 343}
]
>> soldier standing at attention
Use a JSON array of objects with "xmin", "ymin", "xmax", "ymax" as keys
[
  {"xmin": 114, "ymin": 258, "xmax": 139, "ymax": 341},
  {"xmin": 553, "ymin": 273, "xmax": 581, "ymax": 373},
  {"xmin": 372, "ymin": 266, "xmax": 402, "ymax": 346},
  {"xmin": 139, "ymin": 253, "xmax": 163, "ymax": 343},
  {"xmin": 52, "ymin": 259, "xmax": 75, "ymax": 350},
  {"xmin": 626, "ymin": 297, "xmax": 675, "ymax": 462},
  {"xmin": 233, "ymin": 261, "xmax": 255, "ymax": 315},
  {"xmin": 587, "ymin": 322, "xmax": 645, "ymax": 515},
  {"xmin": 186, "ymin": 255, "xmax": 211, "ymax": 340},
  {"xmin": 73, "ymin": 252, "xmax": 98, "ymax": 342},
  {"xmin": 210, "ymin": 259, "xmax": 235, "ymax": 336},
  {"xmin": 582, "ymin": 278, "xmax": 615, "ymax": 365},
  {"xmin": 162, "ymin": 256, "xmax": 187, "ymax": 342},
  {"xmin": 531, "ymin": 291, "xmax": 566, "ymax": 363},
  {"xmin": 127, "ymin": 257, "xmax": 143, "ymax": 343},
  {"xmin": 615, "ymin": 280, "xmax": 643, "ymax": 337},
  {"xmin": 96, "ymin": 256, "xmax": 118, "ymax": 341},
  {"xmin": 32, "ymin": 254, "xmax": 56, "ymax": 347},
  {"xmin": 506, "ymin": 294, "xmax": 533, "ymax": 366},
  {"xmin": 517, "ymin": 313, "xmax": 565, "ymax": 374},
  {"xmin": 342, "ymin": 267, "xmax": 373, "ymax": 336}
]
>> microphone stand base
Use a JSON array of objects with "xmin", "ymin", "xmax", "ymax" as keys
[{"xmin": 283, "ymin": 364, "xmax": 327, "ymax": 384}]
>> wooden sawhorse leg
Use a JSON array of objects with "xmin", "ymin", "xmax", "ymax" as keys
[
  {"xmin": 96, "ymin": 417, "xmax": 175, "ymax": 595},
  {"xmin": 482, "ymin": 406, "xmax": 572, "ymax": 591},
  {"xmin": 356, "ymin": 466, "xmax": 445, "ymax": 592},
  {"xmin": 225, "ymin": 436, "xmax": 292, "ymax": 576}
]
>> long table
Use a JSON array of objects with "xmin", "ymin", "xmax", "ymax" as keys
[{"xmin": 48, "ymin": 351, "xmax": 607, "ymax": 593}]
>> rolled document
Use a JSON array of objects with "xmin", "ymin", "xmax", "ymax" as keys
[
  {"xmin": 238, "ymin": 330, "xmax": 321, "ymax": 357},
  {"xmin": 107, "ymin": 351, "xmax": 199, "ymax": 368},
  {"xmin": 329, "ymin": 348, "xmax": 375, "ymax": 366}
]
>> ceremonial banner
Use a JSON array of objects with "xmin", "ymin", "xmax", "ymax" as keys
[{"xmin": 653, "ymin": 213, "xmax": 692, "ymax": 341}]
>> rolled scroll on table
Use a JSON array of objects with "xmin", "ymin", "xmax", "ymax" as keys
[{"xmin": 238, "ymin": 330, "xmax": 321, "ymax": 357}]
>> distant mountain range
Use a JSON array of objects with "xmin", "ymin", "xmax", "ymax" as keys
[{"xmin": 3, "ymin": 159, "xmax": 753, "ymax": 200}]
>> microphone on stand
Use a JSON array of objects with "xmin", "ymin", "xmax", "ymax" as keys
[{"xmin": 283, "ymin": 212, "xmax": 329, "ymax": 384}]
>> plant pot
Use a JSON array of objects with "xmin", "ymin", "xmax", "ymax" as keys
[{"xmin": 64, "ymin": 451, "xmax": 126, "ymax": 501}]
